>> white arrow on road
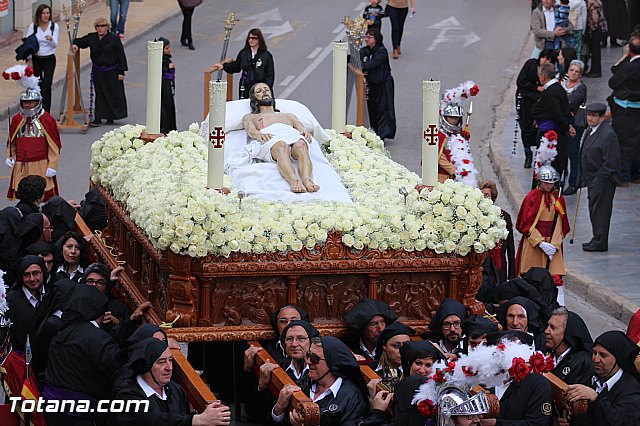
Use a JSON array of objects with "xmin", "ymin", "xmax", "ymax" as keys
[
  {"xmin": 426, "ymin": 16, "xmax": 480, "ymax": 51},
  {"xmin": 261, "ymin": 21, "xmax": 294, "ymax": 39},
  {"xmin": 235, "ymin": 8, "xmax": 284, "ymax": 40}
]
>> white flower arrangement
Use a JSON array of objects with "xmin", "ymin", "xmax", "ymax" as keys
[{"xmin": 90, "ymin": 124, "xmax": 508, "ymax": 258}]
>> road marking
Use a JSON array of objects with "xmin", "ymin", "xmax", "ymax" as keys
[
  {"xmin": 262, "ymin": 21, "xmax": 293, "ymax": 39},
  {"xmin": 332, "ymin": 24, "xmax": 345, "ymax": 34},
  {"xmin": 279, "ymin": 33, "xmax": 343, "ymax": 99},
  {"xmin": 235, "ymin": 8, "xmax": 282, "ymax": 40},
  {"xmin": 354, "ymin": 1, "xmax": 368, "ymax": 12},
  {"xmin": 426, "ymin": 16, "xmax": 481, "ymax": 51},
  {"xmin": 307, "ymin": 47, "xmax": 323, "ymax": 59},
  {"xmin": 279, "ymin": 75, "xmax": 295, "ymax": 86}
]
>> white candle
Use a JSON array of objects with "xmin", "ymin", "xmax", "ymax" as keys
[
  {"xmin": 207, "ymin": 80, "xmax": 227, "ymax": 189},
  {"xmin": 145, "ymin": 41, "xmax": 163, "ymax": 134},
  {"xmin": 331, "ymin": 41, "xmax": 348, "ymax": 133},
  {"xmin": 422, "ymin": 80, "xmax": 441, "ymax": 186}
]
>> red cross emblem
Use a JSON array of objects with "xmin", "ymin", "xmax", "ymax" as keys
[
  {"xmin": 209, "ymin": 126, "xmax": 225, "ymax": 149},
  {"xmin": 423, "ymin": 124, "xmax": 438, "ymax": 146}
]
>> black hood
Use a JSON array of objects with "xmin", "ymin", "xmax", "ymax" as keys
[
  {"xmin": 499, "ymin": 296, "xmax": 542, "ymax": 333},
  {"xmin": 15, "ymin": 213, "xmax": 45, "ymax": 252},
  {"xmin": 61, "ymin": 284, "xmax": 108, "ymax": 324},
  {"xmin": 319, "ymin": 336, "xmax": 367, "ymax": 396},
  {"xmin": 375, "ymin": 321, "xmax": 415, "ymax": 360},
  {"xmin": 563, "ymin": 311, "xmax": 593, "ymax": 352},
  {"xmin": 127, "ymin": 324, "xmax": 168, "ymax": 347},
  {"xmin": 594, "ymin": 330, "xmax": 640, "ymax": 375},
  {"xmin": 127, "ymin": 337, "xmax": 169, "ymax": 377},
  {"xmin": 344, "ymin": 298, "xmax": 397, "ymax": 332},
  {"xmin": 393, "ymin": 375, "xmax": 430, "ymax": 426},
  {"xmin": 42, "ymin": 196, "xmax": 77, "ymax": 242},
  {"xmin": 522, "ymin": 267, "xmax": 559, "ymax": 314},
  {"xmin": 279, "ymin": 320, "xmax": 319, "ymax": 347},
  {"xmin": 400, "ymin": 339, "xmax": 444, "ymax": 374},
  {"xmin": 26, "ymin": 241, "xmax": 54, "ymax": 256},
  {"xmin": 429, "ymin": 298, "xmax": 466, "ymax": 335},
  {"xmin": 269, "ymin": 305, "xmax": 310, "ymax": 335},
  {"xmin": 462, "ymin": 314, "xmax": 500, "ymax": 337},
  {"xmin": 13, "ymin": 255, "xmax": 47, "ymax": 289}
]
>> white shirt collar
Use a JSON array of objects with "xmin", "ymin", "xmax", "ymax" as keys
[
  {"xmin": 56, "ymin": 264, "xmax": 84, "ymax": 280},
  {"xmin": 555, "ymin": 347, "xmax": 572, "ymax": 366},
  {"xmin": 630, "ymin": 55, "xmax": 640, "ymax": 62},
  {"xmin": 543, "ymin": 6, "xmax": 556, "ymax": 31},
  {"xmin": 285, "ymin": 359, "xmax": 309, "ymax": 380},
  {"xmin": 495, "ymin": 380, "xmax": 512, "ymax": 400},
  {"xmin": 592, "ymin": 368, "xmax": 623, "ymax": 394},
  {"xmin": 590, "ymin": 122, "xmax": 602, "ymax": 135},
  {"xmin": 90, "ymin": 320, "xmax": 100, "ymax": 328},
  {"xmin": 544, "ymin": 78, "xmax": 559, "ymax": 90},
  {"xmin": 22, "ymin": 285, "xmax": 44, "ymax": 308},
  {"xmin": 310, "ymin": 377, "xmax": 342, "ymax": 402},
  {"xmin": 136, "ymin": 375, "xmax": 167, "ymax": 400},
  {"xmin": 359, "ymin": 338, "xmax": 376, "ymax": 359}
]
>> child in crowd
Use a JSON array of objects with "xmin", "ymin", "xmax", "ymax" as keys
[
  {"xmin": 362, "ymin": 0, "xmax": 385, "ymax": 32},
  {"xmin": 554, "ymin": 0, "xmax": 573, "ymax": 49}
]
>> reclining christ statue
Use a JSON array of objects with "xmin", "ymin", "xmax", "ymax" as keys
[{"xmin": 242, "ymin": 83, "xmax": 320, "ymax": 193}]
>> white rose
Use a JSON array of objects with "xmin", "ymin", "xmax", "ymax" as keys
[
  {"xmin": 455, "ymin": 206, "xmax": 467, "ymax": 219},
  {"xmin": 473, "ymin": 242, "xmax": 486, "ymax": 253},
  {"xmin": 444, "ymin": 241, "xmax": 456, "ymax": 252}
]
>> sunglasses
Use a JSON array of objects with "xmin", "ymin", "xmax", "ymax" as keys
[
  {"xmin": 305, "ymin": 351, "xmax": 325, "ymax": 365},
  {"xmin": 248, "ymin": 36, "xmax": 259, "ymax": 40},
  {"xmin": 96, "ymin": 24, "xmax": 109, "ymax": 28}
]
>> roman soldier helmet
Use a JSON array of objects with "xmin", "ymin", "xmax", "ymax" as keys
[
  {"xmin": 538, "ymin": 164, "xmax": 560, "ymax": 184},
  {"xmin": 0, "ymin": 273, "xmax": 12, "ymax": 365},
  {"xmin": 436, "ymin": 384, "xmax": 490, "ymax": 426},
  {"xmin": 440, "ymin": 102, "xmax": 464, "ymax": 136},
  {"xmin": 19, "ymin": 88, "xmax": 42, "ymax": 119}
]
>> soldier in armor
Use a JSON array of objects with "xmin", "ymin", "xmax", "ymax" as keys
[
  {"xmin": 6, "ymin": 88, "xmax": 61, "ymax": 201},
  {"xmin": 438, "ymin": 102, "xmax": 465, "ymax": 183}
]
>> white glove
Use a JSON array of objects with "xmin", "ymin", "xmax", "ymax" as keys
[
  {"xmin": 5, "ymin": 158, "xmax": 14, "ymax": 168},
  {"xmin": 45, "ymin": 168, "xmax": 57, "ymax": 177},
  {"xmin": 539, "ymin": 242, "xmax": 557, "ymax": 260}
]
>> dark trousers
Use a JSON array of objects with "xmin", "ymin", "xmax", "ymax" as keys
[
  {"xmin": 518, "ymin": 98, "xmax": 538, "ymax": 155},
  {"xmin": 588, "ymin": 31, "xmax": 603, "ymax": 74},
  {"xmin": 620, "ymin": 154, "xmax": 640, "ymax": 182},
  {"xmin": 568, "ymin": 126, "xmax": 584, "ymax": 187},
  {"xmin": 386, "ymin": 5, "xmax": 408, "ymax": 49},
  {"xmin": 33, "ymin": 54, "xmax": 56, "ymax": 112},
  {"xmin": 179, "ymin": 3, "xmax": 195, "ymax": 44},
  {"xmin": 587, "ymin": 177, "xmax": 616, "ymax": 249}
]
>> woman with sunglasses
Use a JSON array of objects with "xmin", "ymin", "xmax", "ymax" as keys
[
  {"xmin": 371, "ymin": 321, "xmax": 415, "ymax": 388},
  {"xmin": 209, "ymin": 28, "xmax": 275, "ymax": 99},
  {"xmin": 73, "ymin": 18, "xmax": 128, "ymax": 127}
]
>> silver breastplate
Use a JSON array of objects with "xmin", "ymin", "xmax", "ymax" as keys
[{"xmin": 17, "ymin": 118, "xmax": 43, "ymax": 138}]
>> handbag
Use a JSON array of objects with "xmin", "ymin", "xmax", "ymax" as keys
[{"xmin": 573, "ymin": 104, "xmax": 587, "ymax": 128}]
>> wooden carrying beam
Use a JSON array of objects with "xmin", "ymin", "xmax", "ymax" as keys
[
  {"xmin": 171, "ymin": 347, "xmax": 218, "ymax": 412},
  {"xmin": 543, "ymin": 372, "xmax": 588, "ymax": 416},
  {"xmin": 347, "ymin": 64, "xmax": 365, "ymax": 127},
  {"xmin": 203, "ymin": 71, "xmax": 234, "ymax": 119},
  {"xmin": 247, "ymin": 341, "xmax": 320, "ymax": 425}
]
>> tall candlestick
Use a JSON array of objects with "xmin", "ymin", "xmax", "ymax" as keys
[
  {"xmin": 146, "ymin": 41, "xmax": 163, "ymax": 134},
  {"xmin": 207, "ymin": 80, "xmax": 227, "ymax": 189},
  {"xmin": 331, "ymin": 41, "xmax": 348, "ymax": 132},
  {"xmin": 422, "ymin": 80, "xmax": 441, "ymax": 186}
]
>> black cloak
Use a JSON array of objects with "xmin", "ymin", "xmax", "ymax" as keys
[
  {"xmin": 320, "ymin": 336, "xmax": 368, "ymax": 396},
  {"xmin": 61, "ymin": 283, "xmax": 108, "ymax": 324},
  {"xmin": 127, "ymin": 337, "xmax": 169, "ymax": 377},
  {"xmin": 127, "ymin": 324, "xmax": 168, "ymax": 346},
  {"xmin": 26, "ymin": 240, "xmax": 54, "ymax": 256},
  {"xmin": 394, "ymin": 374, "xmax": 430, "ymax": 426},
  {"xmin": 594, "ymin": 330, "xmax": 640, "ymax": 375},
  {"xmin": 400, "ymin": 339, "xmax": 444, "ymax": 374},
  {"xmin": 80, "ymin": 187, "xmax": 107, "ymax": 233},
  {"xmin": 429, "ymin": 298, "xmax": 466, "ymax": 336},
  {"xmin": 374, "ymin": 321, "xmax": 416, "ymax": 360},
  {"xmin": 42, "ymin": 196, "xmax": 77, "ymax": 243},
  {"xmin": 344, "ymin": 298, "xmax": 397, "ymax": 332},
  {"xmin": 564, "ymin": 311, "xmax": 593, "ymax": 352},
  {"xmin": 521, "ymin": 267, "xmax": 559, "ymax": 316}
]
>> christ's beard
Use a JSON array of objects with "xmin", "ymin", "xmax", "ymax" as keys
[{"xmin": 257, "ymin": 98, "xmax": 275, "ymax": 107}]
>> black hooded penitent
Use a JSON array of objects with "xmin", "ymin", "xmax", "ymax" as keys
[
  {"xmin": 127, "ymin": 337, "xmax": 169, "ymax": 377},
  {"xmin": 319, "ymin": 336, "xmax": 368, "ymax": 396},
  {"xmin": 343, "ymin": 298, "xmax": 397, "ymax": 332},
  {"xmin": 400, "ymin": 339, "xmax": 444, "ymax": 374},
  {"xmin": 429, "ymin": 298, "xmax": 467, "ymax": 335},
  {"xmin": 594, "ymin": 330, "xmax": 640, "ymax": 374}
]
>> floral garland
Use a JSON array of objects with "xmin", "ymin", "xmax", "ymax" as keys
[
  {"xmin": 90, "ymin": 124, "xmax": 508, "ymax": 257},
  {"xmin": 447, "ymin": 133, "xmax": 478, "ymax": 187},
  {"xmin": 533, "ymin": 130, "xmax": 558, "ymax": 179},
  {"xmin": 412, "ymin": 341, "xmax": 554, "ymax": 418}
]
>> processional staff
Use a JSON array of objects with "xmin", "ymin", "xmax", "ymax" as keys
[
  {"xmin": 422, "ymin": 80, "xmax": 441, "ymax": 187},
  {"xmin": 332, "ymin": 41, "xmax": 348, "ymax": 133},
  {"xmin": 207, "ymin": 80, "xmax": 227, "ymax": 189},
  {"xmin": 146, "ymin": 41, "xmax": 163, "ymax": 134},
  {"xmin": 214, "ymin": 12, "xmax": 239, "ymax": 81},
  {"xmin": 58, "ymin": 0, "xmax": 87, "ymax": 117}
]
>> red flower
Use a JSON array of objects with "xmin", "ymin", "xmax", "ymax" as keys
[
  {"xmin": 544, "ymin": 130, "xmax": 558, "ymax": 142},
  {"xmin": 497, "ymin": 343, "xmax": 506, "ymax": 351},
  {"xmin": 460, "ymin": 170, "xmax": 469, "ymax": 177},
  {"xmin": 544, "ymin": 355, "xmax": 555, "ymax": 372},
  {"xmin": 462, "ymin": 159, "xmax": 470, "ymax": 164},
  {"xmin": 432, "ymin": 370, "xmax": 447, "ymax": 383},
  {"xmin": 445, "ymin": 361, "xmax": 456, "ymax": 374},
  {"xmin": 529, "ymin": 352, "xmax": 547, "ymax": 374},
  {"xmin": 470, "ymin": 85, "xmax": 480, "ymax": 96},
  {"xmin": 460, "ymin": 130, "xmax": 470, "ymax": 139},
  {"xmin": 552, "ymin": 275, "xmax": 563, "ymax": 286},
  {"xmin": 462, "ymin": 366, "xmax": 475, "ymax": 377},
  {"xmin": 417, "ymin": 399, "xmax": 436, "ymax": 417},
  {"xmin": 508, "ymin": 357, "xmax": 530, "ymax": 382},
  {"xmin": 2, "ymin": 72, "xmax": 9, "ymax": 80},
  {"xmin": 24, "ymin": 67, "xmax": 34, "ymax": 77},
  {"xmin": 462, "ymin": 93, "xmax": 468, "ymax": 98},
  {"xmin": 11, "ymin": 72, "xmax": 20, "ymax": 80}
]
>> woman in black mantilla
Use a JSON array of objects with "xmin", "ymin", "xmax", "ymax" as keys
[
  {"xmin": 73, "ymin": 17, "xmax": 128, "ymax": 127},
  {"xmin": 156, "ymin": 37, "xmax": 177, "ymax": 135},
  {"xmin": 209, "ymin": 28, "xmax": 275, "ymax": 100},
  {"xmin": 360, "ymin": 28, "xmax": 396, "ymax": 141}
]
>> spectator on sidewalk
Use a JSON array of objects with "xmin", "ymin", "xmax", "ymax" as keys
[
  {"xmin": 362, "ymin": 0, "xmax": 385, "ymax": 32},
  {"xmin": 531, "ymin": 0, "xmax": 572, "ymax": 57},
  {"xmin": 569, "ymin": 0, "xmax": 588, "ymax": 57},
  {"xmin": 578, "ymin": 102, "xmax": 620, "ymax": 252},
  {"xmin": 26, "ymin": 4, "xmax": 58, "ymax": 113},
  {"xmin": 110, "ymin": 0, "xmax": 130, "ymax": 38},
  {"xmin": 554, "ymin": 0, "xmax": 573, "ymax": 50},
  {"xmin": 584, "ymin": 0, "xmax": 608, "ymax": 78},
  {"xmin": 557, "ymin": 47, "xmax": 577, "ymax": 79},
  {"xmin": 608, "ymin": 35, "xmax": 640, "ymax": 186},
  {"xmin": 516, "ymin": 49, "xmax": 556, "ymax": 168},
  {"xmin": 385, "ymin": 0, "xmax": 416, "ymax": 60},
  {"xmin": 73, "ymin": 18, "xmax": 128, "ymax": 127},
  {"xmin": 602, "ymin": 0, "xmax": 628, "ymax": 47},
  {"xmin": 177, "ymin": 0, "xmax": 202, "ymax": 50},
  {"xmin": 561, "ymin": 59, "xmax": 587, "ymax": 195}
]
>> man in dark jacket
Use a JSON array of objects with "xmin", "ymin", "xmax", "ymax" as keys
[
  {"xmin": 532, "ymin": 63, "xmax": 575, "ymax": 178},
  {"xmin": 578, "ymin": 102, "xmax": 620, "ymax": 252}
]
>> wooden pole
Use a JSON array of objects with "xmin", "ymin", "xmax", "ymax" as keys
[
  {"xmin": 422, "ymin": 80, "xmax": 441, "ymax": 186},
  {"xmin": 331, "ymin": 41, "xmax": 348, "ymax": 132},
  {"xmin": 73, "ymin": 51, "xmax": 81, "ymax": 112}
]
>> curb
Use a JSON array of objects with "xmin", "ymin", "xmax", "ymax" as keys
[
  {"xmin": 0, "ymin": 8, "xmax": 182, "ymax": 122},
  {"xmin": 486, "ymin": 35, "xmax": 639, "ymax": 325}
]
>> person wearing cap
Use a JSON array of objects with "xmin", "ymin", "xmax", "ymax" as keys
[
  {"xmin": 271, "ymin": 336, "xmax": 368, "ymax": 425},
  {"xmin": 371, "ymin": 321, "xmax": 415, "ymax": 386},
  {"xmin": 429, "ymin": 298, "xmax": 467, "ymax": 359},
  {"xmin": 577, "ymin": 101, "xmax": 620, "ymax": 252},
  {"xmin": 499, "ymin": 296, "xmax": 547, "ymax": 350},
  {"xmin": 157, "ymin": 37, "xmax": 177, "ymax": 135},
  {"xmin": 564, "ymin": 331, "xmax": 640, "ymax": 425},
  {"xmin": 6, "ymin": 87, "xmax": 61, "ymax": 201},
  {"xmin": 112, "ymin": 337, "xmax": 232, "ymax": 426},
  {"xmin": 344, "ymin": 298, "xmax": 397, "ymax": 362},
  {"xmin": 461, "ymin": 314, "xmax": 499, "ymax": 352},
  {"xmin": 515, "ymin": 163, "xmax": 570, "ymax": 277},
  {"xmin": 544, "ymin": 307, "xmax": 594, "ymax": 388}
]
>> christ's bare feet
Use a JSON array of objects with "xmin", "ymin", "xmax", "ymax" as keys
[
  {"xmin": 291, "ymin": 180, "xmax": 307, "ymax": 193},
  {"xmin": 302, "ymin": 178, "xmax": 320, "ymax": 192}
]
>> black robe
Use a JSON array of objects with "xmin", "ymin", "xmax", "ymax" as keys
[
  {"xmin": 6, "ymin": 286, "xmax": 42, "ymax": 352},
  {"xmin": 531, "ymin": 81, "xmax": 571, "ymax": 175},
  {"xmin": 314, "ymin": 379, "xmax": 369, "ymax": 426},
  {"xmin": 223, "ymin": 48, "xmax": 275, "ymax": 99},
  {"xmin": 360, "ymin": 43, "xmax": 396, "ymax": 140},
  {"xmin": 112, "ymin": 377, "xmax": 193, "ymax": 426},
  {"xmin": 497, "ymin": 373, "xmax": 553, "ymax": 426},
  {"xmin": 516, "ymin": 58, "xmax": 542, "ymax": 150},
  {"xmin": 160, "ymin": 54, "xmax": 177, "ymax": 135},
  {"xmin": 73, "ymin": 32, "xmax": 128, "ymax": 121},
  {"xmin": 608, "ymin": 57, "xmax": 640, "ymax": 159},
  {"xmin": 552, "ymin": 349, "xmax": 593, "ymax": 386},
  {"xmin": 573, "ymin": 372, "xmax": 640, "ymax": 426}
]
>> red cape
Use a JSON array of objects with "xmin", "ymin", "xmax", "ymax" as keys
[{"xmin": 515, "ymin": 188, "xmax": 570, "ymax": 238}]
